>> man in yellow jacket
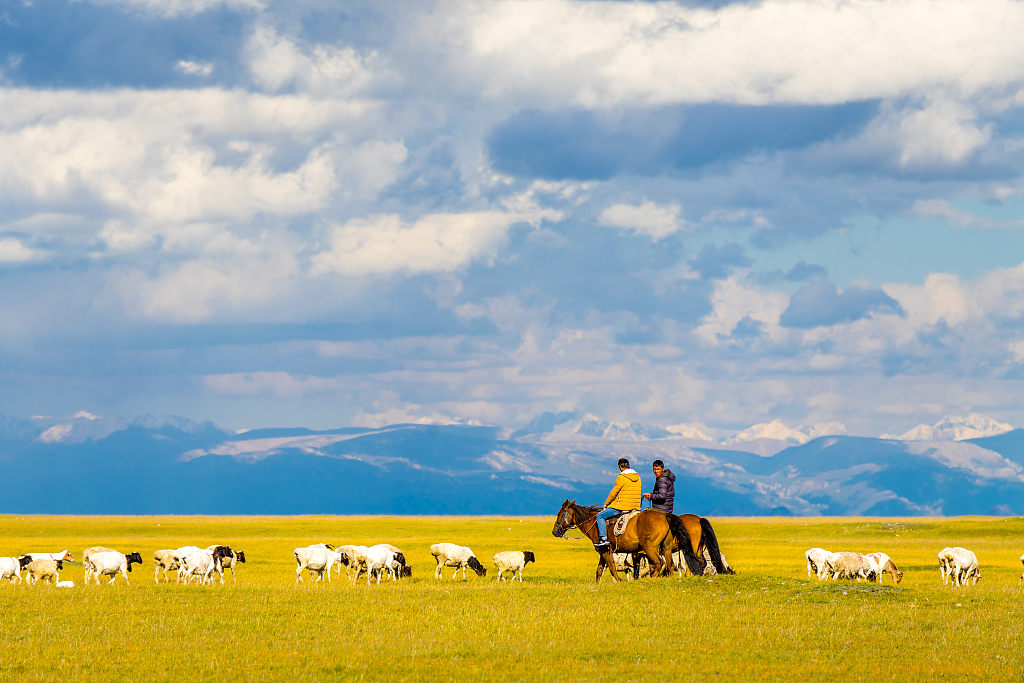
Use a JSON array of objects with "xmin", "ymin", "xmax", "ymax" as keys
[{"xmin": 595, "ymin": 457, "xmax": 642, "ymax": 550}]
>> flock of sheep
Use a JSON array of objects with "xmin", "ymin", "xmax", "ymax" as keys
[
  {"xmin": 5, "ymin": 541, "xmax": 1023, "ymax": 588},
  {"xmin": 805, "ymin": 546, "xmax": 1020, "ymax": 586},
  {"xmin": 293, "ymin": 542, "xmax": 536, "ymax": 584}
]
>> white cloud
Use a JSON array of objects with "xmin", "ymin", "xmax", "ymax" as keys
[
  {"xmin": 598, "ymin": 201, "xmax": 684, "ymax": 241},
  {"xmin": 246, "ymin": 27, "xmax": 378, "ymax": 95},
  {"xmin": 313, "ymin": 211, "xmax": 525, "ymax": 276},
  {"xmin": 694, "ymin": 276, "xmax": 788, "ymax": 345},
  {"xmin": 454, "ymin": 0, "xmax": 1024, "ymax": 107},
  {"xmin": 175, "ymin": 60, "xmax": 213, "ymax": 76},
  {"xmin": 913, "ymin": 199, "xmax": 1024, "ymax": 229},
  {"xmin": 0, "ymin": 237, "xmax": 37, "ymax": 262}
]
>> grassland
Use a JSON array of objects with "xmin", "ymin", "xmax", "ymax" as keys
[{"xmin": 1, "ymin": 514, "xmax": 1023, "ymax": 682}]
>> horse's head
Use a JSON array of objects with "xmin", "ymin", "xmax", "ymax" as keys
[{"xmin": 552, "ymin": 499, "xmax": 579, "ymax": 538}]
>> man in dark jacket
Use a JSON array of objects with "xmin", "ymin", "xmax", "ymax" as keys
[{"xmin": 643, "ymin": 460, "xmax": 675, "ymax": 513}]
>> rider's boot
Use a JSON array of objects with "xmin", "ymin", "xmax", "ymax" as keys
[{"xmin": 595, "ymin": 536, "xmax": 610, "ymax": 551}]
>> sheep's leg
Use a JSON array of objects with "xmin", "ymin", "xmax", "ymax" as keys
[
  {"xmin": 517, "ymin": 569, "xmax": 522, "ymax": 583},
  {"xmin": 296, "ymin": 562, "xmax": 305, "ymax": 583}
]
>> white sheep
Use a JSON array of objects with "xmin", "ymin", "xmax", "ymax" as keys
[
  {"xmin": 826, "ymin": 552, "xmax": 877, "ymax": 581},
  {"xmin": 24, "ymin": 558, "xmax": 62, "ymax": 585},
  {"xmin": 153, "ymin": 549, "xmax": 180, "ymax": 583},
  {"xmin": 939, "ymin": 547, "xmax": 981, "ymax": 586},
  {"xmin": 85, "ymin": 551, "xmax": 143, "ymax": 585},
  {"xmin": 0, "ymin": 555, "xmax": 31, "ymax": 584},
  {"xmin": 82, "ymin": 547, "xmax": 118, "ymax": 584},
  {"xmin": 493, "ymin": 551, "xmax": 536, "ymax": 582},
  {"xmin": 805, "ymin": 548, "xmax": 835, "ymax": 581},
  {"xmin": 358, "ymin": 545, "xmax": 395, "ymax": 585},
  {"xmin": 56, "ymin": 581, "xmax": 74, "ymax": 588},
  {"xmin": 23, "ymin": 550, "xmax": 73, "ymax": 563},
  {"xmin": 294, "ymin": 544, "xmax": 340, "ymax": 583},
  {"xmin": 431, "ymin": 543, "xmax": 487, "ymax": 579},
  {"xmin": 864, "ymin": 552, "xmax": 903, "ymax": 584},
  {"xmin": 336, "ymin": 545, "xmax": 368, "ymax": 580}
]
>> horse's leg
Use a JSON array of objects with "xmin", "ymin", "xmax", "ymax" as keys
[
  {"xmin": 596, "ymin": 555, "xmax": 606, "ymax": 583},
  {"xmin": 640, "ymin": 533, "xmax": 665, "ymax": 578}
]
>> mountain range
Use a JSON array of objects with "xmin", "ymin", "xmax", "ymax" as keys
[{"xmin": 1, "ymin": 411, "xmax": 1022, "ymax": 516}]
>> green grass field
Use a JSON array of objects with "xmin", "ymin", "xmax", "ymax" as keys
[{"xmin": 2, "ymin": 514, "xmax": 1023, "ymax": 682}]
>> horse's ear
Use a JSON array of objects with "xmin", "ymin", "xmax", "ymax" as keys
[{"xmin": 570, "ymin": 499, "xmax": 577, "ymax": 504}]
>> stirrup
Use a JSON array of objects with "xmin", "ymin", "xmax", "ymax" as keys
[{"xmin": 595, "ymin": 537, "xmax": 610, "ymax": 551}]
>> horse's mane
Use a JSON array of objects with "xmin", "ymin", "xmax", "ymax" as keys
[{"xmin": 571, "ymin": 502, "xmax": 601, "ymax": 517}]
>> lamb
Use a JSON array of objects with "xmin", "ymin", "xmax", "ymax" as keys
[
  {"xmin": 493, "ymin": 551, "xmax": 536, "ymax": 582},
  {"xmin": 206, "ymin": 545, "xmax": 246, "ymax": 584},
  {"xmin": 805, "ymin": 548, "xmax": 836, "ymax": 581},
  {"xmin": 82, "ymin": 547, "xmax": 118, "ymax": 584},
  {"xmin": 24, "ymin": 557, "xmax": 62, "ymax": 585},
  {"xmin": 939, "ymin": 547, "xmax": 981, "ymax": 586},
  {"xmin": 864, "ymin": 552, "xmax": 903, "ymax": 584},
  {"xmin": 825, "ymin": 552, "xmax": 878, "ymax": 582},
  {"xmin": 294, "ymin": 544, "xmax": 341, "ymax": 583},
  {"xmin": 153, "ymin": 549, "xmax": 181, "ymax": 583},
  {"xmin": 0, "ymin": 555, "xmax": 32, "ymax": 584},
  {"xmin": 85, "ymin": 550, "xmax": 143, "ymax": 585},
  {"xmin": 431, "ymin": 543, "xmax": 487, "ymax": 579}
]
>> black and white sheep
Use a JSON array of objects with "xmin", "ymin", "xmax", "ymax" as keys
[
  {"xmin": 0, "ymin": 555, "xmax": 32, "ymax": 584},
  {"xmin": 430, "ymin": 543, "xmax": 486, "ymax": 579},
  {"xmin": 85, "ymin": 550, "xmax": 143, "ymax": 585},
  {"xmin": 82, "ymin": 547, "xmax": 118, "ymax": 584},
  {"xmin": 493, "ymin": 551, "xmax": 535, "ymax": 582},
  {"xmin": 206, "ymin": 545, "xmax": 246, "ymax": 584}
]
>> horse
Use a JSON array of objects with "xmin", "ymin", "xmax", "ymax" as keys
[
  {"xmin": 551, "ymin": 499, "xmax": 734, "ymax": 582},
  {"xmin": 551, "ymin": 499, "xmax": 701, "ymax": 582}
]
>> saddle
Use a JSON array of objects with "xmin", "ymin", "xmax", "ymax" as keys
[{"xmin": 612, "ymin": 509, "xmax": 642, "ymax": 536}]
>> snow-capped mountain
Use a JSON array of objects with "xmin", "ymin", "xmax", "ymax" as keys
[{"xmin": 880, "ymin": 414, "xmax": 1013, "ymax": 441}]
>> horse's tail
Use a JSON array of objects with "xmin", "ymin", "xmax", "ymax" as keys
[
  {"xmin": 666, "ymin": 514, "xmax": 704, "ymax": 576},
  {"xmin": 699, "ymin": 517, "xmax": 734, "ymax": 575}
]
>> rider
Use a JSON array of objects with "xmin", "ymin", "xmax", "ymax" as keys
[
  {"xmin": 595, "ymin": 457, "xmax": 642, "ymax": 550},
  {"xmin": 643, "ymin": 459, "xmax": 675, "ymax": 513}
]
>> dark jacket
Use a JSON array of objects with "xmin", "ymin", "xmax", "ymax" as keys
[{"xmin": 650, "ymin": 469, "xmax": 675, "ymax": 513}]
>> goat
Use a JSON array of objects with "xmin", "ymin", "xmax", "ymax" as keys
[
  {"xmin": 493, "ymin": 551, "xmax": 536, "ymax": 582},
  {"xmin": 430, "ymin": 543, "xmax": 486, "ymax": 579}
]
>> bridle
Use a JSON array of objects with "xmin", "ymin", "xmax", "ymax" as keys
[{"xmin": 554, "ymin": 504, "xmax": 597, "ymax": 541}]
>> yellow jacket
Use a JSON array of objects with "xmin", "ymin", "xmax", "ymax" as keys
[{"xmin": 604, "ymin": 469, "xmax": 642, "ymax": 510}]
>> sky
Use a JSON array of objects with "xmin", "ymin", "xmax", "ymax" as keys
[{"xmin": 3, "ymin": 0, "xmax": 1024, "ymax": 437}]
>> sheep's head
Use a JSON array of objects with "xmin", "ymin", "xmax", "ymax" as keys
[
  {"xmin": 523, "ymin": 551, "xmax": 536, "ymax": 564},
  {"xmin": 236, "ymin": 551, "xmax": 246, "ymax": 563},
  {"xmin": 394, "ymin": 552, "xmax": 407, "ymax": 567},
  {"xmin": 400, "ymin": 565, "xmax": 412, "ymax": 578},
  {"xmin": 467, "ymin": 556, "xmax": 487, "ymax": 577},
  {"xmin": 973, "ymin": 570, "xmax": 983, "ymax": 585},
  {"xmin": 127, "ymin": 552, "xmax": 144, "ymax": 566},
  {"xmin": 18, "ymin": 555, "xmax": 31, "ymax": 568},
  {"xmin": 60, "ymin": 551, "xmax": 74, "ymax": 562},
  {"xmin": 895, "ymin": 570, "xmax": 904, "ymax": 584}
]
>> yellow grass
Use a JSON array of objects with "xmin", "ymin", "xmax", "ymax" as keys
[{"xmin": 1, "ymin": 514, "xmax": 1023, "ymax": 682}]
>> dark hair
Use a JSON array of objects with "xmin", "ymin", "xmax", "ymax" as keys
[
  {"xmin": 653, "ymin": 460, "xmax": 664, "ymax": 468},
  {"xmin": 617, "ymin": 458, "xmax": 629, "ymax": 469}
]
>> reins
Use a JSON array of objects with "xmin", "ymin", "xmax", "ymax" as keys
[{"xmin": 558, "ymin": 506, "xmax": 598, "ymax": 541}]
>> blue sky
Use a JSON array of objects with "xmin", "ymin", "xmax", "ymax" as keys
[{"xmin": 3, "ymin": 0, "xmax": 1024, "ymax": 437}]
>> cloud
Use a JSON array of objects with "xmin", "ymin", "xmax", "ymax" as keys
[
  {"xmin": 785, "ymin": 261, "xmax": 828, "ymax": 282},
  {"xmin": 246, "ymin": 26, "xmax": 378, "ymax": 95},
  {"xmin": 780, "ymin": 279, "xmax": 904, "ymax": 329},
  {"xmin": 690, "ymin": 243, "xmax": 753, "ymax": 280},
  {"xmin": 598, "ymin": 200, "xmax": 683, "ymax": 241},
  {"xmin": 0, "ymin": 237, "xmax": 38, "ymax": 262},
  {"xmin": 85, "ymin": 0, "xmax": 262, "ymax": 19},
  {"xmin": 457, "ymin": 0, "xmax": 1024, "ymax": 107},
  {"xmin": 204, "ymin": 371, "xmax": 343, "ymax": 396},
  {"xmin": 913, "ymin": 199, "xmax": 1024, "ymax": 229},
  {"xmin": 175, "ymin": 60, "xmax": 213, "ymax": 76}
]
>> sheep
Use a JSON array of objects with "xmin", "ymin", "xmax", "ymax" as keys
[
  {"xmin": 493, "ymin": 551, "xmax": 536, "ymax": 582},
  {"xmin": 85, "ymin": 551, "xmax": 143, "ymax": 585},
  {"xmin": 82, "ymin": 547, "xmax": 118, "ymax": 584},
  {"xmin": 24, "ymin": 558, "xmax": 62, "ymax": 585},
  {"xmin": 825, "ymin": 552, "xmax": 878, "ymax": 582},
  {"xmin": 294, "ymin": 544, "xmax": 341, "ymax": 583},
  {"xmin": 379, "ymin": 544, "xmax": 410, "ymax": 580},
  {"xmin": 56, "ymin": 581, "xmax": 74, "ymax": 588},
  {"xmin": 939, "ymin": 547, "xmax": 981, "ymax": 587},
  {"xmin": 358, "ymin": 545, "xmax": 396, "ymax": 585},
  {"xmin": 805, "ymin": 548, "xmax": 835, "ymax": 581},
  {"xmin": 0, "ymin": 555, "xmax": 32, "ymax": 585},
  {"xmin": 206, "ymin": 545, "xmax": 246, "ymax": 584},
  {"xmin": 431, "ymin": 543, "xmax": 486, "ymax": 579},
  {"xmin": 864, "ymin": 552, "xmax": 903, "ymax": 584},
  {"xmin": 336, "ymin": 545, "xmax": 368, "ymax": 580},
  {"xmin": 176, "ymin": 546, "xmax": 234, "ymax": 585},
  {"xmin": 153, "ymin": 549, "xmax": 181, "ymax": 583}
]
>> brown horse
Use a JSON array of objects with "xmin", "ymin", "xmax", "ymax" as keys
[{"xmin": 551, "ymin": 499, "xmax": 703, "ymax": 582}]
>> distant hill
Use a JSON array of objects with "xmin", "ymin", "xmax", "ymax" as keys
[{"xmin": 1, "ymin": 413, "xmax": 1022, "ymax": 515}]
